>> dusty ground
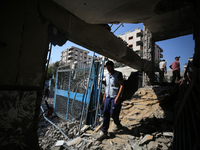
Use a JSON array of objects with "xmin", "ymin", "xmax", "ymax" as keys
[
  {"xmin": 38, "ymin": 85, "xmax": 175, "ymax": 150},
  {"xmin": 90, "ymin": 86, "xmax": 174, "ymax": 150}
]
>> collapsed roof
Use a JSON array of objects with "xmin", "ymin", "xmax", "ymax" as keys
[{"xmin": 53, "ymin": 0, "xmax": 194, "ymax": 41}]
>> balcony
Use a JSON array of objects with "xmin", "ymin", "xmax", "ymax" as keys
[
  {"xmin": 136, "ymin": 29, "xmax": 143, "ymax": 37},
  {"xmin": 136, "ymin": 37, "xmax": 143, "ymax": 45},
  {"xmin": 155, "ymin": 44, "xmax": 163, "ymax": 52},
  {"xmin": 160, "ymin": 54, "xmax": 163, "ymax": 58},
  {"xmin": 134, "ymin": 45, "xmax": 143, "ymax": 51},
  {"xmin": 67, "ymin": 55, "xmax": 73, "ymax": 59},
  {"xmin": 68, "ymin": 47, "xmax": 74, "ymax": 51},
  {"xmin": 68, "ymin": 51, "xmax": 73, "ymax": 55},
  {"xmin": 67, "ymin": 60, "xmax": 73, "ymax": 64}
]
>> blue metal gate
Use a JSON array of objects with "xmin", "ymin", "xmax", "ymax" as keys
[{"xmin": 53, "ymin": 56, "xmax": 105, "ymax": 126}]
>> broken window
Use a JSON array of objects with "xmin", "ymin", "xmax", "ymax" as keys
[
  {"xmin": 129, "ymin": 44, "xmax": 133, "ymax": 48},
  {"xmin": 128, "ymin": 36, "xmax": 133, "ymax": 40}
]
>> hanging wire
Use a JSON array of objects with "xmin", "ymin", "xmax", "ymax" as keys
[{"xmin": 113, "ymin": 23, "xmax": 124, "ymax": 33}]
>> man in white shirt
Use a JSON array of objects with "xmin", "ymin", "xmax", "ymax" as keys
[
  {"xmin": 159, "ymin": 59, "xmax": 167, "ymax": 85},
  {"xmin": 96, "ymin": 60, "xmax": 124, "ymax": 141}
]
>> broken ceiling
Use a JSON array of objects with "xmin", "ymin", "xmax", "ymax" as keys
[{"xmin": 52, "ymin": 0, "xmax": 194, "ymax": 41}]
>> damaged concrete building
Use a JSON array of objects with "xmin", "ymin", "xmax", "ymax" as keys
[{"xmin": 0, "ymin": 0, "xmax": 200, "ymax": 149}]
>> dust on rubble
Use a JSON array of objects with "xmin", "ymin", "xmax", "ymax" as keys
[
  {"xmin": 100, "ymin": 87, "xmax": 168, "ymax": 149},
  {"xmin": 38, "ymin": 85, "xmax": 174, "ymax": 150}
]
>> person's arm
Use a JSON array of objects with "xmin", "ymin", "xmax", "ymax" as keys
[
  {"xmin": 177, "ymin": 62, "xmax": 180, "ymax": 70},
  {"xmin": 103, "ymin": 79, "xmax": 106, "ymax": 103},
  {"xmin": 103, "ymin": 92, "xmax": 106, "ymax": 103},
  {"xmin": 164, "ymin": 62, "xmax": 167, "ymax": 73},
  {"xmin": 115, "ymin": 72, "xmax": 124, "ymax": 104},
  {"xmin": 114, "ymin": 80, "xmax": 124, "ymax": 104}
]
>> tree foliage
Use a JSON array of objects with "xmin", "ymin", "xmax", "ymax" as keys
[{"xmin": 46, "ymin": 61, "xmax": 63, "ymax": 79}]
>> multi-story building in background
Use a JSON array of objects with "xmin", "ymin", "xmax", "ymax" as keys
[
  {"xmin": 117, "ymin": 28, "xmax": 163, "ymax": 61},
  {"xmin": 154, "ymin": 44, "xmax": 163, "ymax": 63},
  {"xmin": 60, "ymin": 46, "xmax": 92, "ymax": 64},
  {"xmin": 118, "ymin": 28, "xmax": 144, "ymax": 56}
]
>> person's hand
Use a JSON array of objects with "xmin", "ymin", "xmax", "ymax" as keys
[
  {"xmin": 114, "ymin": 97, "xmax": 120, "ymax": 104},
  {"xmin": 103, "ymin": 98, "xmax": 105, "ymax": 103}
]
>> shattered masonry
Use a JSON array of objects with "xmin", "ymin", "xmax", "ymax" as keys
[{"xmin": 38, "ymin": 85, "xmax": 174, "ymax": 150}]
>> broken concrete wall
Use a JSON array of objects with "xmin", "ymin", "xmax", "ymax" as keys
[
  {"xmin": 0, "ymin": 91, "xmax": 39, "ymax": 149},
  {"xmin": 0, "ymin": 0, "xmax": 48, "ymax": 87},
  {"xmin": 0, "ymin": 0, "xmax": 49, "ymax": 149}
]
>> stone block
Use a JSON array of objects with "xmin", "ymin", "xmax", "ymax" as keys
[
  {"xmin": 81, "ymin": 125, "xmax": 90, "ymax": 132},
  {"xmin": 163, "ymin": 132, "xmax": 173, "ymax": 137},
  {"xmin": 55, "ymin": 140, "xmax": 64, "ymax": 147},
  {"xmin": 160, "ymin": 143, "xmax": 168, "ymax": 150},
  {"xmin": 140, "ymin": 134, "xmax": 153, "ymax": 145},
  {"xmin": 66, "ymin": 137, "xmax": 82, "ymax": 146},
  {"xmin": 148, "ymin": 141, "xmax": 159, "ymax": 150}
]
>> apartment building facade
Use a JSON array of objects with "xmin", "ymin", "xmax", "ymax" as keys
[
  {"xmin": 155, "ymin": 44, "xmax": 163, "ymax": 63},
  {"xmin": 60, "ymin": 46, "xmax": 92, "ymax": 64},
  {"xmin": 117, "ymin": 28, "xmax": 163, "ymax": 62}
]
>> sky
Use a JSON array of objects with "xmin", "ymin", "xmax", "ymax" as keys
[{"xmin": 50, "ymin": 23, "xmax": 195, "ymax": 71}]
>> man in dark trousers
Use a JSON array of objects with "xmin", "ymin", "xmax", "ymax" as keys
[
  {"xmin": 97, "ymin": 60, "xmax": 124, "ymax": 141},
  {"xmin": 171, "ymin": 56, "xmax": 181, "ymax": 85}
]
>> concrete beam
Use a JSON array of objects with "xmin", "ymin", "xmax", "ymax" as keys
[{"xmin": 39, "ymin": 0, "xmax": 153, "ymax": 71}]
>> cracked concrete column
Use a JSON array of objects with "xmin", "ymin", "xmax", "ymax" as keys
[
  {"xmin": 0, "ymin": 0, "xmax": 49, "ymax": 149},
  {"xmin": 142, "ymin": 26, "xmax": 155, "ymax": 86}
]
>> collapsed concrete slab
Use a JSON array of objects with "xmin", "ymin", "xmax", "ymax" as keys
[{"xmin": 39, "ymin": 0, "xmax": 153, "ymax": 71}]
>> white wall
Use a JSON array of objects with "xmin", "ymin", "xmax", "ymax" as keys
[{"xmin": 103, "ymin": 66, "xmax": 138, "ymax": 80}]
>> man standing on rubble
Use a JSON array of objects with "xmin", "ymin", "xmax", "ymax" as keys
[
  {"xmin": 171, "ymin": 56, "xmax": 181, "ymax": 85},
  {"xmin": 97, "ymin": 60, "xmax": 124, "ymax": 141},
  {"xmin": 159, "ymin": 59, "xmax": 167, "ymax": 85}
]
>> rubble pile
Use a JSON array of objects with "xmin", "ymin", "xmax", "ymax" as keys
[
  {"xmin": 38, "ymin": 116, "xmax": 81, "ymax": 149},
  {"xmin": 38, "ymin": 85, "xmax": 175, "ymax": 150}
]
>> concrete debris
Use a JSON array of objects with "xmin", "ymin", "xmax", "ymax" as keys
[
  {"xmin": 38, "ymin": 86, "xmax": 174, "ymax": 150},
  {"xmin": 148, "ymin": 141, "xmax": 159, "ymax": 150},
  {"xmin": 93, "ymin": 122, "xmax": 103, "ymax": 132},
  {"xmin": 163, "ymin": 132, "xmax": 173, "ymax": 137},
  {"xmin": 156, "ymin": 137, "xmax": 170, "ymax": 144},
  {"xmin": 140, "ymin": 134, "xmax": 153, "ymax": 145},
  {"xmin": 125, "ymin": 143, "xmax": 132, "ymax": 150},
  {"xmin": 80, "ymin": 125, "xmax": 90, "ymax": 132},
  {"xmin": 55, "ymin": 140, "xmax": 64, "ymax": 147},
  {"xmin": 66, "ymin": 137, "xmax": 82, "ymax": 146},
  {"xmin": 127, "ymin": 135, "xmax": 135, "ymax": 140},
  {"xmin": 160, "ymin": 142, "xmax": 168, "ymax": 150}
]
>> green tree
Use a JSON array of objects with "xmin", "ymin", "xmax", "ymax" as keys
[
  {"xmin": 46, "ymin": 61, "xmax": 63, "ymax": 79},
  {"xmin": 46, "ymin": 66, "xmax": 54, "ymax": 79}
]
